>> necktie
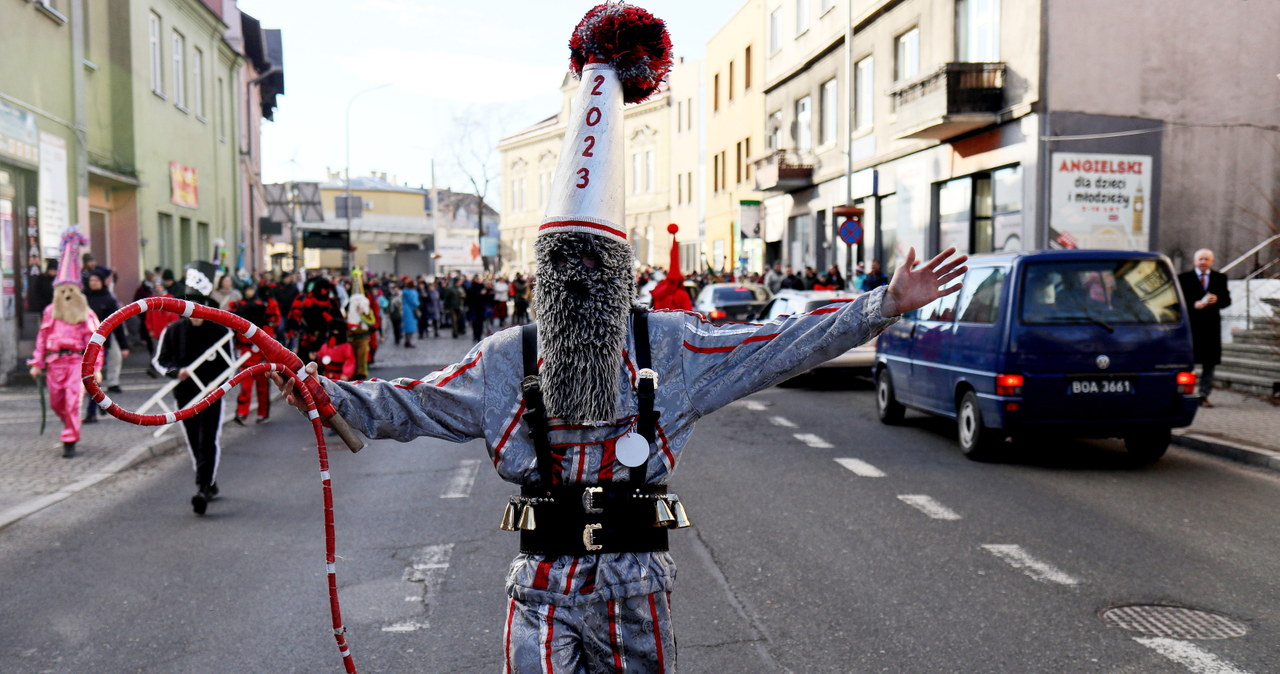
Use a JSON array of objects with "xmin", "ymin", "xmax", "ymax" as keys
[{"xmin": 1201, "ymin": 272, "xmax": 1209, "ymax": 290}]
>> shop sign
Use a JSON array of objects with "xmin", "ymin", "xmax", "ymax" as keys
[
  {"xmin": 1050, "ymin": 152, "xmax": 1152, "ymax": 250},
  {"xmin": 0, "ymin": 101, "xmax": 39, "ymax": 165},
  {"xmin": 170, "ymin": 162, "xmax": 199, "ymax": 208}
]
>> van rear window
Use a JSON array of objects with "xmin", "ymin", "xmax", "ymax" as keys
[{"xmin": 1020, "ymin": 260, "xmax": 1182, "ymax": 325}]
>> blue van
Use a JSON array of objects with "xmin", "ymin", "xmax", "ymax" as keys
[{"xmin": 873, "ymin": 249, "xmax": 1200, "ymax": 463}]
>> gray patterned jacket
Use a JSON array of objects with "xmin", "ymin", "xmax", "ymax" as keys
[{"xmin": 322, "ymin": 285, "xmax": 896, "ymax": 607}]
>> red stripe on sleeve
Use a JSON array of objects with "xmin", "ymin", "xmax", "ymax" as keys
[
  {"xmin": 492, "ymin": 401, "xmax": 526, "ymax": 465},
  {"xmin": 682, "ymin": 341, "xmax": 737, "ymax": 353},
  {"xmin": 435, "ymin": 351, "xmax": 482, "ymax": 387}
]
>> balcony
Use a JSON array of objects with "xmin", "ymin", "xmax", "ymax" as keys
[
  {"xmin": 754, "ymin": 150, "xmax": 814, "ymax": 192},
  {"xmin": 889, "ymin": 62, "xmax": 1006, "ymax": 141}
]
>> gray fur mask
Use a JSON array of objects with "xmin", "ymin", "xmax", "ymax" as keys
[{"xmin": 534, "ymin": 232, "xmax": 636, "ymax": 423}]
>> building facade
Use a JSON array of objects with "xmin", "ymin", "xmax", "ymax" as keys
[{"xmin": 666, "ymin": 57, "xmax": 705, "ymax": 273}]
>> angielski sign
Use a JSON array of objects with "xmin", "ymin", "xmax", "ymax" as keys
[{"xmin": 1050, "ymin": 152, "xmax": 1153, "ymax": 251}]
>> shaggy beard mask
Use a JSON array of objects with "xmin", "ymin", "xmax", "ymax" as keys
[
  {"xmin": 52, "ymin": 284, "xmax": 89, "ymax": 324},
  {"xmin": 534, "ymin": 232, "xmax": 635, "ymax": 423}
]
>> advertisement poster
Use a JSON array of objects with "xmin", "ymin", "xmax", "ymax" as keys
[
  {"xmin": 170, "ymin": 162, "xmax": 199, "ymax": 208},
  {"xmin": 0, "ymin": 100, "xmax": 39, "ymax": 165},
  {"xmin": 1050, "ymin": 152, "xmax": 1152, "ymax": 250},
  {"xmin": 434, "ymin": 229, "xmax": 484, "ymax": 272},
  {"xmin": 37, "ymin": 131, "xmax": 68, "ymax": 257}
]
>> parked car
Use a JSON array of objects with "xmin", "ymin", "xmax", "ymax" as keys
[
  {"xmin": 874, "ymin": 249, "xmax": 1199, "ymax": 463},
  {"xmin": 756, "ymin": 290, "xmax": 877, "ymax": 372},
  {"xmin": 692, "ymin": 283, "xmax": 771, "ymax": 323}
]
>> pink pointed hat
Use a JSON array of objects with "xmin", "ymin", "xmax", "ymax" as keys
[
  {"xmin": 538, "ymin": 3, "xmax": 672, "ymax": 245},
  {"xmin": 54, "ymin": 227, "xmax": 89, "ymax": 287}
]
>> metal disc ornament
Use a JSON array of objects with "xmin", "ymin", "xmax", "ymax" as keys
[{"xmin": 616, "ymin": 432, "xmax": 650, "ymax": 467}]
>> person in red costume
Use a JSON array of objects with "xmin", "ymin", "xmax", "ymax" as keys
[
  {"xmin": 316, "ymin": 327, "xmax": 356, "ymax": 382},
  {"xmin": 649, "ymin": 223, "xmax": 693, "ymax": 312}
]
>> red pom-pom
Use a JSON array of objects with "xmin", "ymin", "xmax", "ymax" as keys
[
  {"xmin": 569, "ymin": 3, "xmax": 673, "ymax": 104},
  {"xmin": 667, "ymin": 223, "xmax": 679, "ymax": 235}
]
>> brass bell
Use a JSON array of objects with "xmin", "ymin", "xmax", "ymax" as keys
[
  {"xmin": 499, "ymin": 501, "xmax": 519, "ymax": 532},
  {"xmin": 653, "ymin": 497, "xmax": 676, "ymax": 528},
  {"xmin": 517, "ymin": 503, "xmax": 538, "ymax": 531},
  {"xmin": 671, "ymin": 498, "xmax": 692, "ymax": 529}
]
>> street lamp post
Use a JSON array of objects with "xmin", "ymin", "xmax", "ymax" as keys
[{"xmin": 344, "ymin": 83, "xmax": 391, "ymax": 272}]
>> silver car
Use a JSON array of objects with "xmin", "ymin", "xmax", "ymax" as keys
[{"xmin": 756, "ymin": 289, "xmax": 877, "ymax": 372}]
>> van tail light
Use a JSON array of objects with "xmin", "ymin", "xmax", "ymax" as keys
[
  {"xmin": 996, "ymin": 374, "xmax": 1024, "ymax": 396},
  {"xmin": 1176, "ymin": 371, "xmax": 1197, "ymax": 395},
  {"xmin": 709, "ymin": 310, "xmax": 727, "ymax": 320}
]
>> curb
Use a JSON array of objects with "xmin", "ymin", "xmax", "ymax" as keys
[{"xmin": 1172, "ymin": 431, "xmax": 1280, "ymax": 472}]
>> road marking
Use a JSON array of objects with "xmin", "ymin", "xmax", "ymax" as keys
[
  {"xmin": 769, "ymin": 416, "xmax": 797, "ymax": 428},
  {"xmin": 383, "ymin": 544, "xmax": 454, "ymax": 633},
  {"xmin": 794, "ymin": 433, "xmax": 833, "ymax": 448},
  {"xmin": 834, "ymin": 457, "xmax": 885, "ymax": 477},
  {"xmin": 440, "ymin": 459, "xmax": 481, "ymax": 498},
  {"xmin": 897, "ymin": 494, "xmax": 962, "ymax": 520},
  {"xmin": 981, "ymin": 544, "xmax": 1081, "ymax": 586},
  {"xmin": 1133, "ymin": 637, "xmax": 1252, "ymax": 674},
  {"xmin": 742, "ymin": 400, "xmax": 768, "ymax": 411}
]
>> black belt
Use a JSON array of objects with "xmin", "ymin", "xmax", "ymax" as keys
[
  {"xmin": 54, "ymin": 349, "xmax": 82, "ymax": 357},
  {"xmin": 517, "ymin": 484, "xmax": 669, "ymax": 556}
]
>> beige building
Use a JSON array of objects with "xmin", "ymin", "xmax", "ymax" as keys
[
  {"xmin": 705, "ymin": 0, "xmax": 767, "ymax": 275},
  {"xmin": 666, "ymin": 57, "xmax": 704, "ymax": 273},
  {"xmin": 498, "ymin": 75, "xmax": 673, "ymax": 272}
]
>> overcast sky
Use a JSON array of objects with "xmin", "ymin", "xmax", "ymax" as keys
[{"xmin": 237, "ymin": 0, "xmax": 735, "ymax": 199}]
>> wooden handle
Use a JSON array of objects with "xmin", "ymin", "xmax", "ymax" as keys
[{"xmin": 326, "ymin": 412, "xmax": 365, "ymax": 453}]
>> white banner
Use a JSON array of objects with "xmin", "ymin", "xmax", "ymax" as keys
[
  {"xmin": 1050, "ymin": 152, "xmax": 1152, "ymax": 250},
  {"xmin": 37, "ymin": 131, "xmax": 69, "ymax": 257}
]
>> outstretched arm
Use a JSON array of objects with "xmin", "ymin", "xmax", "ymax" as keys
[{"xmin": 882, "ymin": 246, "xmax": 968, "ymax": 317}]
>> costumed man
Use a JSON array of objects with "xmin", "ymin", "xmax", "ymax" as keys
[
  {"xmin": 28, "ymin": 228, "xmax": 103, "ymax": 458},
  {"xmin": 316, "ymin": 325, "xmax": 356, "ymax": 382},
  {"xmin": 288, "ymin": 275, "xmax": 345, "ymax": 364},
  {"xmin": 1178, "ymin": 248, "xmax": 1232, "ymax": 406},
  {"xmin": 275, "ymin": 5, "xmax": 965, "ymax": 670},
  {"xmin": 154, "ymin": 261, "xmax": 233, "ymax": 515},
  {"xmin": 344, "ymin": 270, "xmax": 378, "ymax": 379},
  {"xmin": 649, "ymin": 223, "xmax": 694, "ymax": 312},
  {"xmin": 230, "ymin": 284, "xmax": 275, "ymax": 425}
]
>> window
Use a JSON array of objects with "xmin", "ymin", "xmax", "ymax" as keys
[
  {"xmin": 744, "ymin": 137, "xmax": 752, "ymax": 180},
  {"xmin": 744, "ymin": 46, "xmax": 752, "ymax": 89},
  {"xmin": 712, "ymin": 154, "xmax": 720, "ymax": 193},
  {"xmin": 769, "ymin": 8, "xmax": 781, "ymax": 53},
  {"xmin": 172, "ymin": 31, "xmax": 186, "ymax": 109},
  {"xmin": 735, "ymin": 141, "xmax": 743, "ymax": 184},
  {"xmin": 720, "ymin": 151, "xmax": 727, "ymax": 191},
  {"xmin": 728, "ymin": 61, "xmax": 735, "ymax": 101},
  {"xmin": 196, "ymin": 222, "xmax": 210, "ymax": 263},
  {"xmin": 192, "ymin": 47, "xmax": 204, "ymax": 117},
  {"xmin": 676, "ymin": 172, "xmax": 683, "ymax": 204},
  {"xmin": 768, "ymin": 110, "xmax": 783, "ymax": 150},
  {"xmin": 645, "ymin": 150, "xmax": 655, "ymax": 193},
  {"xmin": 686, "ymin": 98, "xmax": 692, "ymax": 129},
  {"xmin": 895, "ymin": 27, "xmax": 920, "ymax": 81},
  {"xmin": 1020, "ymin": 260, "xmax": 1180, "ymax": 325},
  {"xmin": 676, "ymin": 100, "xmax": 682, "ymax": 131},
  {"xmin": 149, "ymin": 12, "xmax": 163, "ymax": 94},
  {"xmin": 216, "ymin": 77, "xmax": 226, "ymax": 140},
  {"xmin": 713, "ymin": 73, "xmax": 720, "ymax": 112},
  {"xmin": 955, "ymin": 267, "xmax": 1005, "ymax": 323},
  {"xmin": 632, "ymin": 153, "xmax": 642, "ymax": 193},
  {"xmin": 157, "ymin": 212, "xmax": 173, "ymax": 270},
  {"xmin": 854, "ymin": 56, "xmax": 874, "ymax": 130},
  {"xmin": 919, "ymin": 289, "xmax": 959, "ymax": 322},
  {"xmin": 795, "ymin": 96, "xmax": 812, "ymax": 152},
  {"xmin": 957, "ymin": 0, "xmax": 1000, "ymax": 61},
  {"xmin": 819, "ymin": 78, "xmax": 837, "ymax": 145},
  {"xmin": 795, "ymin": 0, "xmax": 809, "ymax": 35},
  {"xmin": 179, "ymin": 217, "xmax": 192, "ymax": 264},
  {"xmin": 821, "ymin": 0, "xmax": 835, "ymax": 12},
  {"xmin": 937, "ymin": 177, "xmax": 972, "ymax": 255}
]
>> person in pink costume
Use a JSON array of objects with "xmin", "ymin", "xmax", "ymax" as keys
[{"xmin": 28, "ymin": 229, "xmax": 103, "ymax": 458}]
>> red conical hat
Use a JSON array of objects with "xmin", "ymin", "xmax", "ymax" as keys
[{"xmin": 666, "ymin": 223, "xmax": 683, "ymax": 282}]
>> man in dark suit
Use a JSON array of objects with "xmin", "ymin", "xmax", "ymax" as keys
[{"xmin": 1178, "ymin": 249, "xmax": 1232, "ymax": 406}]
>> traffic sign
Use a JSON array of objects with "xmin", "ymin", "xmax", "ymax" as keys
[{"xmin": 838, "ymin": 218, "xmax": 864, "ymax": 246}]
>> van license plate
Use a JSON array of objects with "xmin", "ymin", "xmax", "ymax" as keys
[{"xmin": 1069, "ymin": 378, "xmax": 1134, "ymax": 395}]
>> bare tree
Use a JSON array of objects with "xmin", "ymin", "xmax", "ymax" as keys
[{"xmin": 447, "ymin": 105, "xmax": 511, "ymax": 272}]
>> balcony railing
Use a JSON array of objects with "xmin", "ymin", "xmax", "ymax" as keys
[
  {"xmin": 754, "ymin": 150, "xmax": 814, "ymax": 192},
  {"xmin": 889, "ymin": 62, "xmax": 1006, "ymax": 140}
]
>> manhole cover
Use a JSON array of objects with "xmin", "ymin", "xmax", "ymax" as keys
[{"xmin": 1101, "ymin": 605, "xmax": 1248, "ymax": 640}]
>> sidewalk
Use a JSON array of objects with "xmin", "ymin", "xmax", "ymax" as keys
[
  {"xmin": 0, "ymin": 330, "xmax": 477, "ymax": 529},
  {"xmin": 1172, "ymin": 389, "xmax": 1280, "ymax": 470}
]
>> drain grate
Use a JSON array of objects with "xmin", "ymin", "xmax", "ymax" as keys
[{"xmin": 1101, "ymin": 604, "xmax": 1248, "ymax": 640}]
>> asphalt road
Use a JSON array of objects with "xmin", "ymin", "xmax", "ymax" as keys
[{"xmin": 2, "ymin": 372, "xmax": 1278, "ymax": 673}]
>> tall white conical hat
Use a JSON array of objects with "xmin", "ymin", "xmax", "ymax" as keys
[{"xmin": 538, "ymin": 3, "xmax": 672, "ymax": 245}]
